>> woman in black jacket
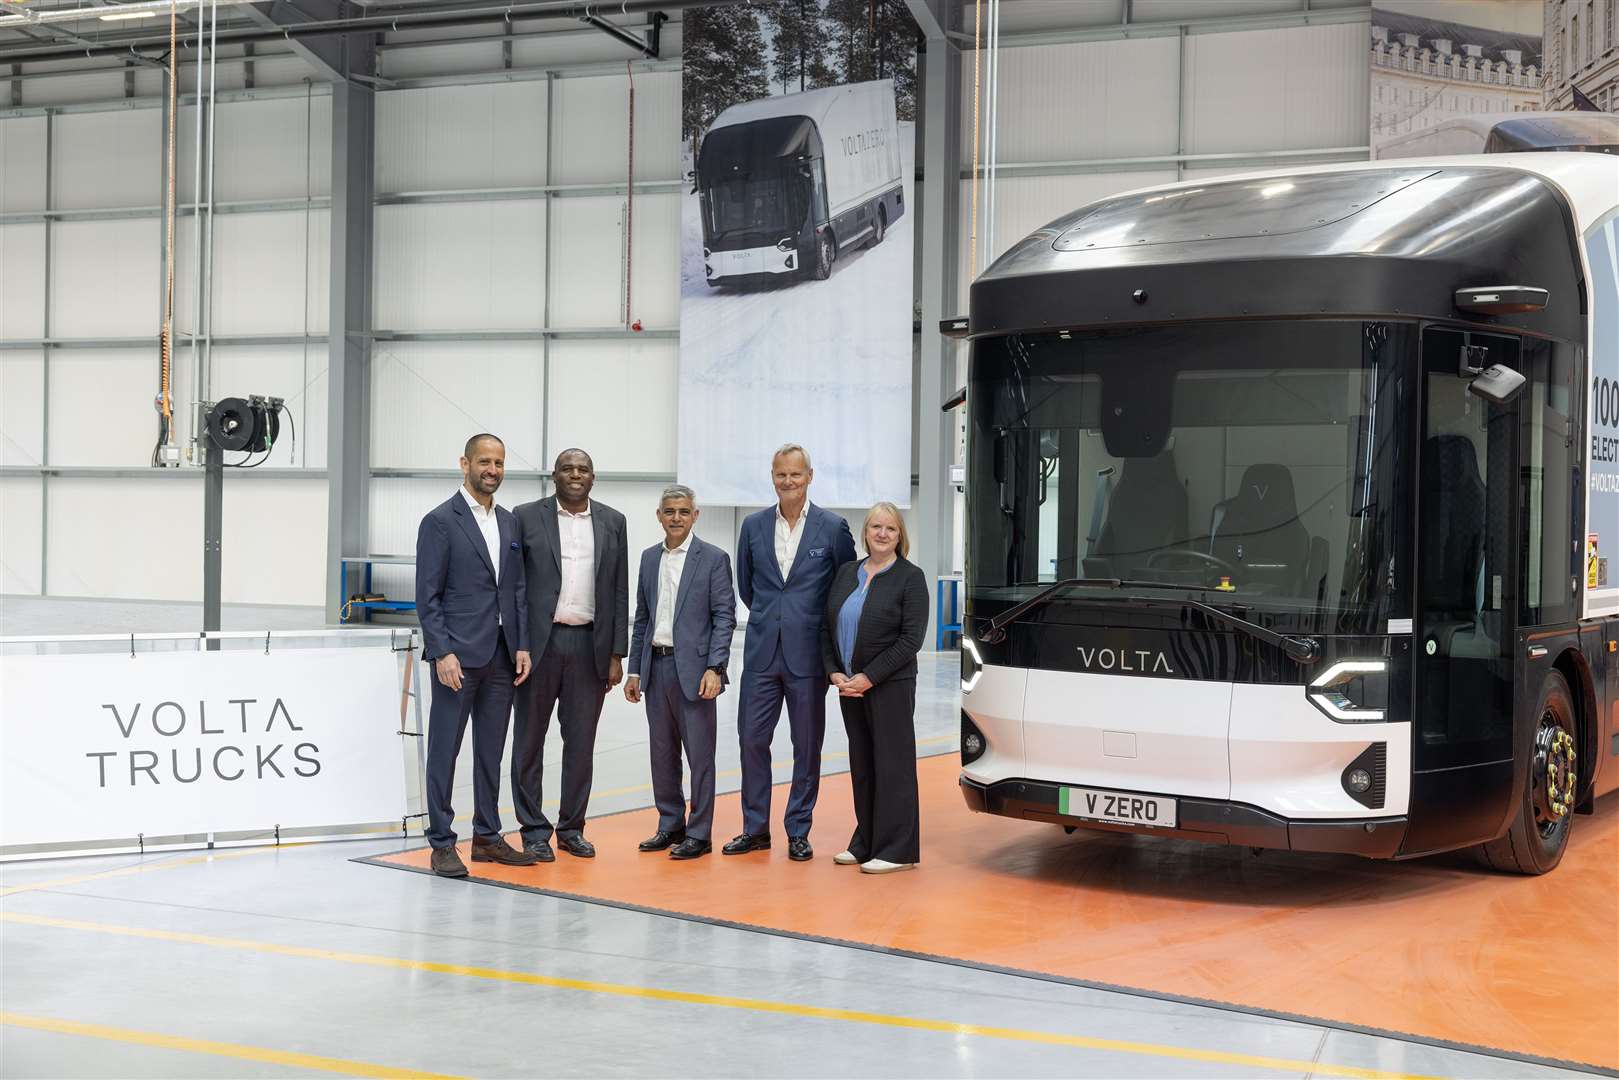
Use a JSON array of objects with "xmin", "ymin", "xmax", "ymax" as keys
[{"xmin": 820, "ymin": 501, "xmax": 929, "ymax": 873}]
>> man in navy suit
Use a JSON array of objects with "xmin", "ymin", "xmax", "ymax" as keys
[
  {"xmin": 415, "ymin": 433, "xmax": 537, "ymax": 878},
  {"xmin": 624, "ymin": 485, "xmax": 736, "ymax": 860},
  {"xmin": 725, "ymin": 444, "xmax": 856, "ymax": 861}
]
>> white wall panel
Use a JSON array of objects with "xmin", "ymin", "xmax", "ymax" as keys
[
  {"xmin": 376, "ymin": 82, "xmax": 547, "ymax": 192},
  {"xmin": 50, "ymin": 219, "xmax": 159, "ymax": 337},
  {"xmin": 172, "ymin": 210, "xmax": 330, "ymax": 336},
  {"xmin": 1, "ymin": 351, "xmax": 44, "ymax": 466},
  {"xmin": 219, "ymin": 477, "xmax": 327, "ymax": 606},
  {"xmin": 551, "ymin": 71, "xmax": 681, "ymax": 186},
  {"xmin": 1183, "ymin": 22, "xmax": 1367, "ymax": 155},
  {"xmin": 376, "ymin": 41, "xmax": 504, "ymax": 80},
  {"xmin": 0, "ymin": 476, "xmax": 42, "ymax": 595},
  {"xmin": 51, "ymin": 109, "xmax": 159, "ymax": 210},
  {"xmin": 1138, "ymin": 0, "xmax": 1299, "ymax": 17},
  {"xmin": 548, "ymin": 193, "xmax": 677, "ymax": 328},
  {"xmin": 47, "ymin": 348, "xmax": 163, "ymax": 467},
  {"xmin": 372, "ymin": 202, "xmax": 545, "ymax": 331},
  {"xmin": 45, "ymin": 478, "xmax": 200, "ymax": 600},
  {"xmin": 370, "ymin": 341, "xmax": 545, "ymax": 472},
  {"xmin": 977, "ymin": 38, "xmax": 1180, "ymax": 164},
  {"xmin": 546, "ymin": 338, "xmax": 675, "ymax": 475},
  {"xmin": 1, "ymin": 117, "xmax": 47, "ymax": 212},
  {"xmin": 1, "ymin": 223, "xmax": 46, "ymax": 339},
  {"xmin": 21, "ymin": 71, "xmax": 127, "ymax": 107},
  {"xmin": 176, "ymin": 96, "xmax": 332, "ymax": 203},
  {"xmin": 209, "ymin": 344, "xmax": 329, "ymax": 468}
]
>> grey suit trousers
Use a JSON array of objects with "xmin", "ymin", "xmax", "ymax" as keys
[{"xmin": 645, "ymin": 652, "xmax": 718, "ymax": 841}]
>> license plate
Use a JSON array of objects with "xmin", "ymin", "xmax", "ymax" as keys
[{"xmin": 1058, "ymin": 786, "xmax": 1177, "ymax": 828}]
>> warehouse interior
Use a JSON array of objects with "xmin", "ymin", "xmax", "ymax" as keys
[{"xmin": 2, "ymin": 0, "xmax": 1617, "ymax": 1076}]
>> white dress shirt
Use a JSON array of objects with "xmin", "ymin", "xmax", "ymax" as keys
[
  {"xmin": 651, "ymin": 534, "xmax": 693, "ymax": 647},
  {"xmin": 554, "ymin": 504, "xmax": 596, "ymax": 625},
  {"xmin": 460, "ymin": 485, "xmax": 501, "ymax": 586},
  {"xmin": 774, "ymin": 503, "xmax": 808, "ymax": 581}
]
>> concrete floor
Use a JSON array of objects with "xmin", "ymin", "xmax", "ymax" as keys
[{"xmin": 0, "ymin": 599, "xmax": 1600, "ymax": 1079}]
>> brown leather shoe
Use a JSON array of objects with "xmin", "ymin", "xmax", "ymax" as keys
[
  {"xmin": 470, "ymin": 836, "xmax": 539, "ymax": 866},
  {"xmin": 430, "ymin": 846, "xmax": 468, "ymax": 878}
]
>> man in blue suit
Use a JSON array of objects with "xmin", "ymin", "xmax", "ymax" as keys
[
  {"xmin": 725, "ymin": 444, "xmax": 856, "ymax": 861},
  {"xmin": 624, "ymin": 485, "xmax": 736, "ymax": 860},
  {"xmin": 415, "ymin": 433, "xmax": 537, "ymax": 878}
]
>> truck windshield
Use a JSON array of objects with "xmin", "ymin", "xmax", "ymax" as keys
[
  {"xmin": 967, "ymin": 320, "xmax": 1415, "ymax": 636},
  {"xmin": 703, "ymin": 171, "xmax": 800, "ymax": 238}
]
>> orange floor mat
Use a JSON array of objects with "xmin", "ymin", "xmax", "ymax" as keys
[{"xmin": 365, "ymin": 755, "xmax": 1618, "ymax": 1070}]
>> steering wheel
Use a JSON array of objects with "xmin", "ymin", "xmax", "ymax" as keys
[{"xmin": 1144, "ymin": 549, "xmax": 1240, "ymax": 585}]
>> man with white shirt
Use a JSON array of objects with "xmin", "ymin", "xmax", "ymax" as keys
[
  {"xmin": 725, "ymin": 445, "xmax": 856, "ymax": 861},
  {"xmin": 511, "ymin": 448, "xmax": 629, "ymax": 860},
  {"xmin": 624, "ymin": 485, "xmax": 735, "ymax": 859},
  {"xmin": 415, "ymin": 433, "xmax": 537, "ymax": 877}
]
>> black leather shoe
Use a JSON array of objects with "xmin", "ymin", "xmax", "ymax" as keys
[
  {"xmin": 787, "ymin": 836, "xmax": 813, "ymax": 861},
  {"xmin": 430, "ymin": 846, "xmax": 468, "ymax": 878},
  {"xmin": 471, "ymin": 837, "xmax": 539, "ymax": 866},
  {"xmin": 721, "ymin": 833, "xmax": 771, "ymax": 855},
  {"xmin": 557, "ymin": 834, "xmax": 596, "ymax": 858},
  {"xmin": 638, "ymin": 830, "xmax": 686, "ymax": 852},
  {"xmin": 523, "ymin": 838, "xmax": 556, "ymax": 863},
  {"xmin": 669, "ymin": 837, "xmax": 711, "ymax": 860}
]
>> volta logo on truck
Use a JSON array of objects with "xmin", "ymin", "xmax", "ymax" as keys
[
  {"xmin": 840, "ymin": 128, "xmax": 886, "ymax": 156},
  {"xmin": 1076, "ymin": 646, "xmax": 1174, "ymax": 675}
]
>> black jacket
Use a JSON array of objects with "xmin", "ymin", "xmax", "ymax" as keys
[
  {"xmin": 819, "ymin": 556, "xmax": 929, "ymax": 684},
  {"xmin": 513, "ymin": 495, "xmax": 629, "ymax": 678}
]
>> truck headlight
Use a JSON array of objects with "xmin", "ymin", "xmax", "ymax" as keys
[
  {"xmin": 961, "ymin": 636, "xmax": 983, "ymax": 693},
  {"xmin": 776, "ymin": 236, "xmax": 795, "ymax": 252},
  {"xmin": 1308, "ymin": 659, "xmax": 1388, "ymax": 722}
]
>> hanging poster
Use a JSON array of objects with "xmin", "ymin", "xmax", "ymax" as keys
[
  {"xmin": 678, "ymin": 1, "xmax": 918, "ymax": 507},
  {"xmin": 1369, "ymin": 1, "xmax": 1545, "ymax": 158}
]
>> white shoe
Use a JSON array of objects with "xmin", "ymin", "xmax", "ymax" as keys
[
  {"xmin": 833, "ymin": 850, "xmax": 859, "ymax": 865},
  {"xmin": 858, "ymin": 859, "xmax": 915, "ymax": 874}
]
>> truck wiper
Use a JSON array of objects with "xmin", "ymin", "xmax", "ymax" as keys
[{"xmin": 977, "ymin": 578, "xmax": 1320, "ymax": 663}]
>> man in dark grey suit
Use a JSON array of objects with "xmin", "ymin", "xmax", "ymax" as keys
[
  {"xmin": 624, "ymin": 485, "xmax": 736, "ymax": 860},
  {"xmin": 415, "ymin": 433, "xmax": 537, "ymax": 878},
  {"xmin": 511, "ymin": 448, "xmax": 628, "ymax": 860}
]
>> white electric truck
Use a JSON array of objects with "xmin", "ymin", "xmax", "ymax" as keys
[
  {"xmin": 695, "ymin": 79, "xmax": 904, "ymax": 287},
  {"xmin": 955, "ymin": 152, "xmax": 1619, "ymax": 874}
]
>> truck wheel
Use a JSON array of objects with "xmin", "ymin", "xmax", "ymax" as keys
[
  {"xmin": 871, "ymin": 207, "xmax": 886, "ymax": 247},
  {"xmin": 813, "ymin": 232, "xmax": 835, "ymax": 280},
  {"xmin": 1475, "ymin": 670, "xmax": 1578, "ymax": 875}
]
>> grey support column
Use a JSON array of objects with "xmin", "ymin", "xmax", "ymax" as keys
[
  {"xmin": 325, "ymin": 34, "xmax": 377, "ymax": 623},
  {"xmin": 911, "ymin": 3, "xmax": 962, "ymax": 651}
]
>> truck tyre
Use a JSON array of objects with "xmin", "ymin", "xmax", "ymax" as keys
[
  {"xmin": 871, "ymin": 206, "xmax": 886, "ymax": 247},
  {"xmin": 1474, "ymin": 669, "xmax": 1578, "ymax": 875},
  {"xmin": 813, "ymin": 232, "xmax": 835, "ymax": 280}
]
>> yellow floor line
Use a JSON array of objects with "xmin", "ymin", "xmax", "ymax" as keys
[
  {"xmin": 0, "ymin": 845, "xmax": 303, "ymax": 899},
  {"xmin": 0, "ymin": 912, "xmax": 1431, "ymax": 1080},
  {"xmin": 0, "ymin": 1011, "xmax": 462, "ymax": 1079}
]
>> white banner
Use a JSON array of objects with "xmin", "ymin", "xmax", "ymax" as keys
[{"xmin": 0, "ymin": 647, "xmax": 407, "ymax": 848}]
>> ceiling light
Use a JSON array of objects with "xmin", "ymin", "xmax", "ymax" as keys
[{"xmin": 99, "ymin": 9, "xmax": 159, "ymax": 18}]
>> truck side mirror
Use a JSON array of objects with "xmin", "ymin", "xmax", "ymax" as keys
[{"xmin": 1467, "ymin": 364, "xmax": 1527, "ymax": 406}]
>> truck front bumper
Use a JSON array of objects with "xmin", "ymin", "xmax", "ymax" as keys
[{"xmin": 959, "ymin": 775, "xmax": 1408, "ymax": 859}]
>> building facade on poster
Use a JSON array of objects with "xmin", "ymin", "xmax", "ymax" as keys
[
  {"xmin": 1544, "ymin": 0, "xmax": 1619, "ymax": 111},
  {"xmin": 1370, "ymin": 9, "xmax": 1543, "ymax": 146}
]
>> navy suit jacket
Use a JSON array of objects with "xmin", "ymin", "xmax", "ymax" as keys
[
  {"xmin": 737, "ymin": 503, "xmax": 857, "ymax": 678},
  {"xmin": 513, "ymin": 496, "xmax": 629, "ymax": 679},
  {"xmin": 415, "ymin": 492, "xmax": 529, "ymax": 667},
  {"xmin": 628, "ymin": 535, "xmax": 737, "ymax": 702}
]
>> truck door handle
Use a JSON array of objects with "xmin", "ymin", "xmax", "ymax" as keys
[{"xmin": 1526, "ymin": 645, "xmax": 1548, "ymax": 659}]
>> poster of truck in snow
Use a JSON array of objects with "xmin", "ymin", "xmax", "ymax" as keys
[{"xmin": 676, "ymin": 2, "xmax": 917, "ymax": 509}]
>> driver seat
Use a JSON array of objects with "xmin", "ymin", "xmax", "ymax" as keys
[
  {"xmin": 1090, "ymin": 452, "xmax": 1188, "ymax": 577},
  {"xmin": 1210, "ymin": 464, "xmax": 1310, "ymax": 591}
]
